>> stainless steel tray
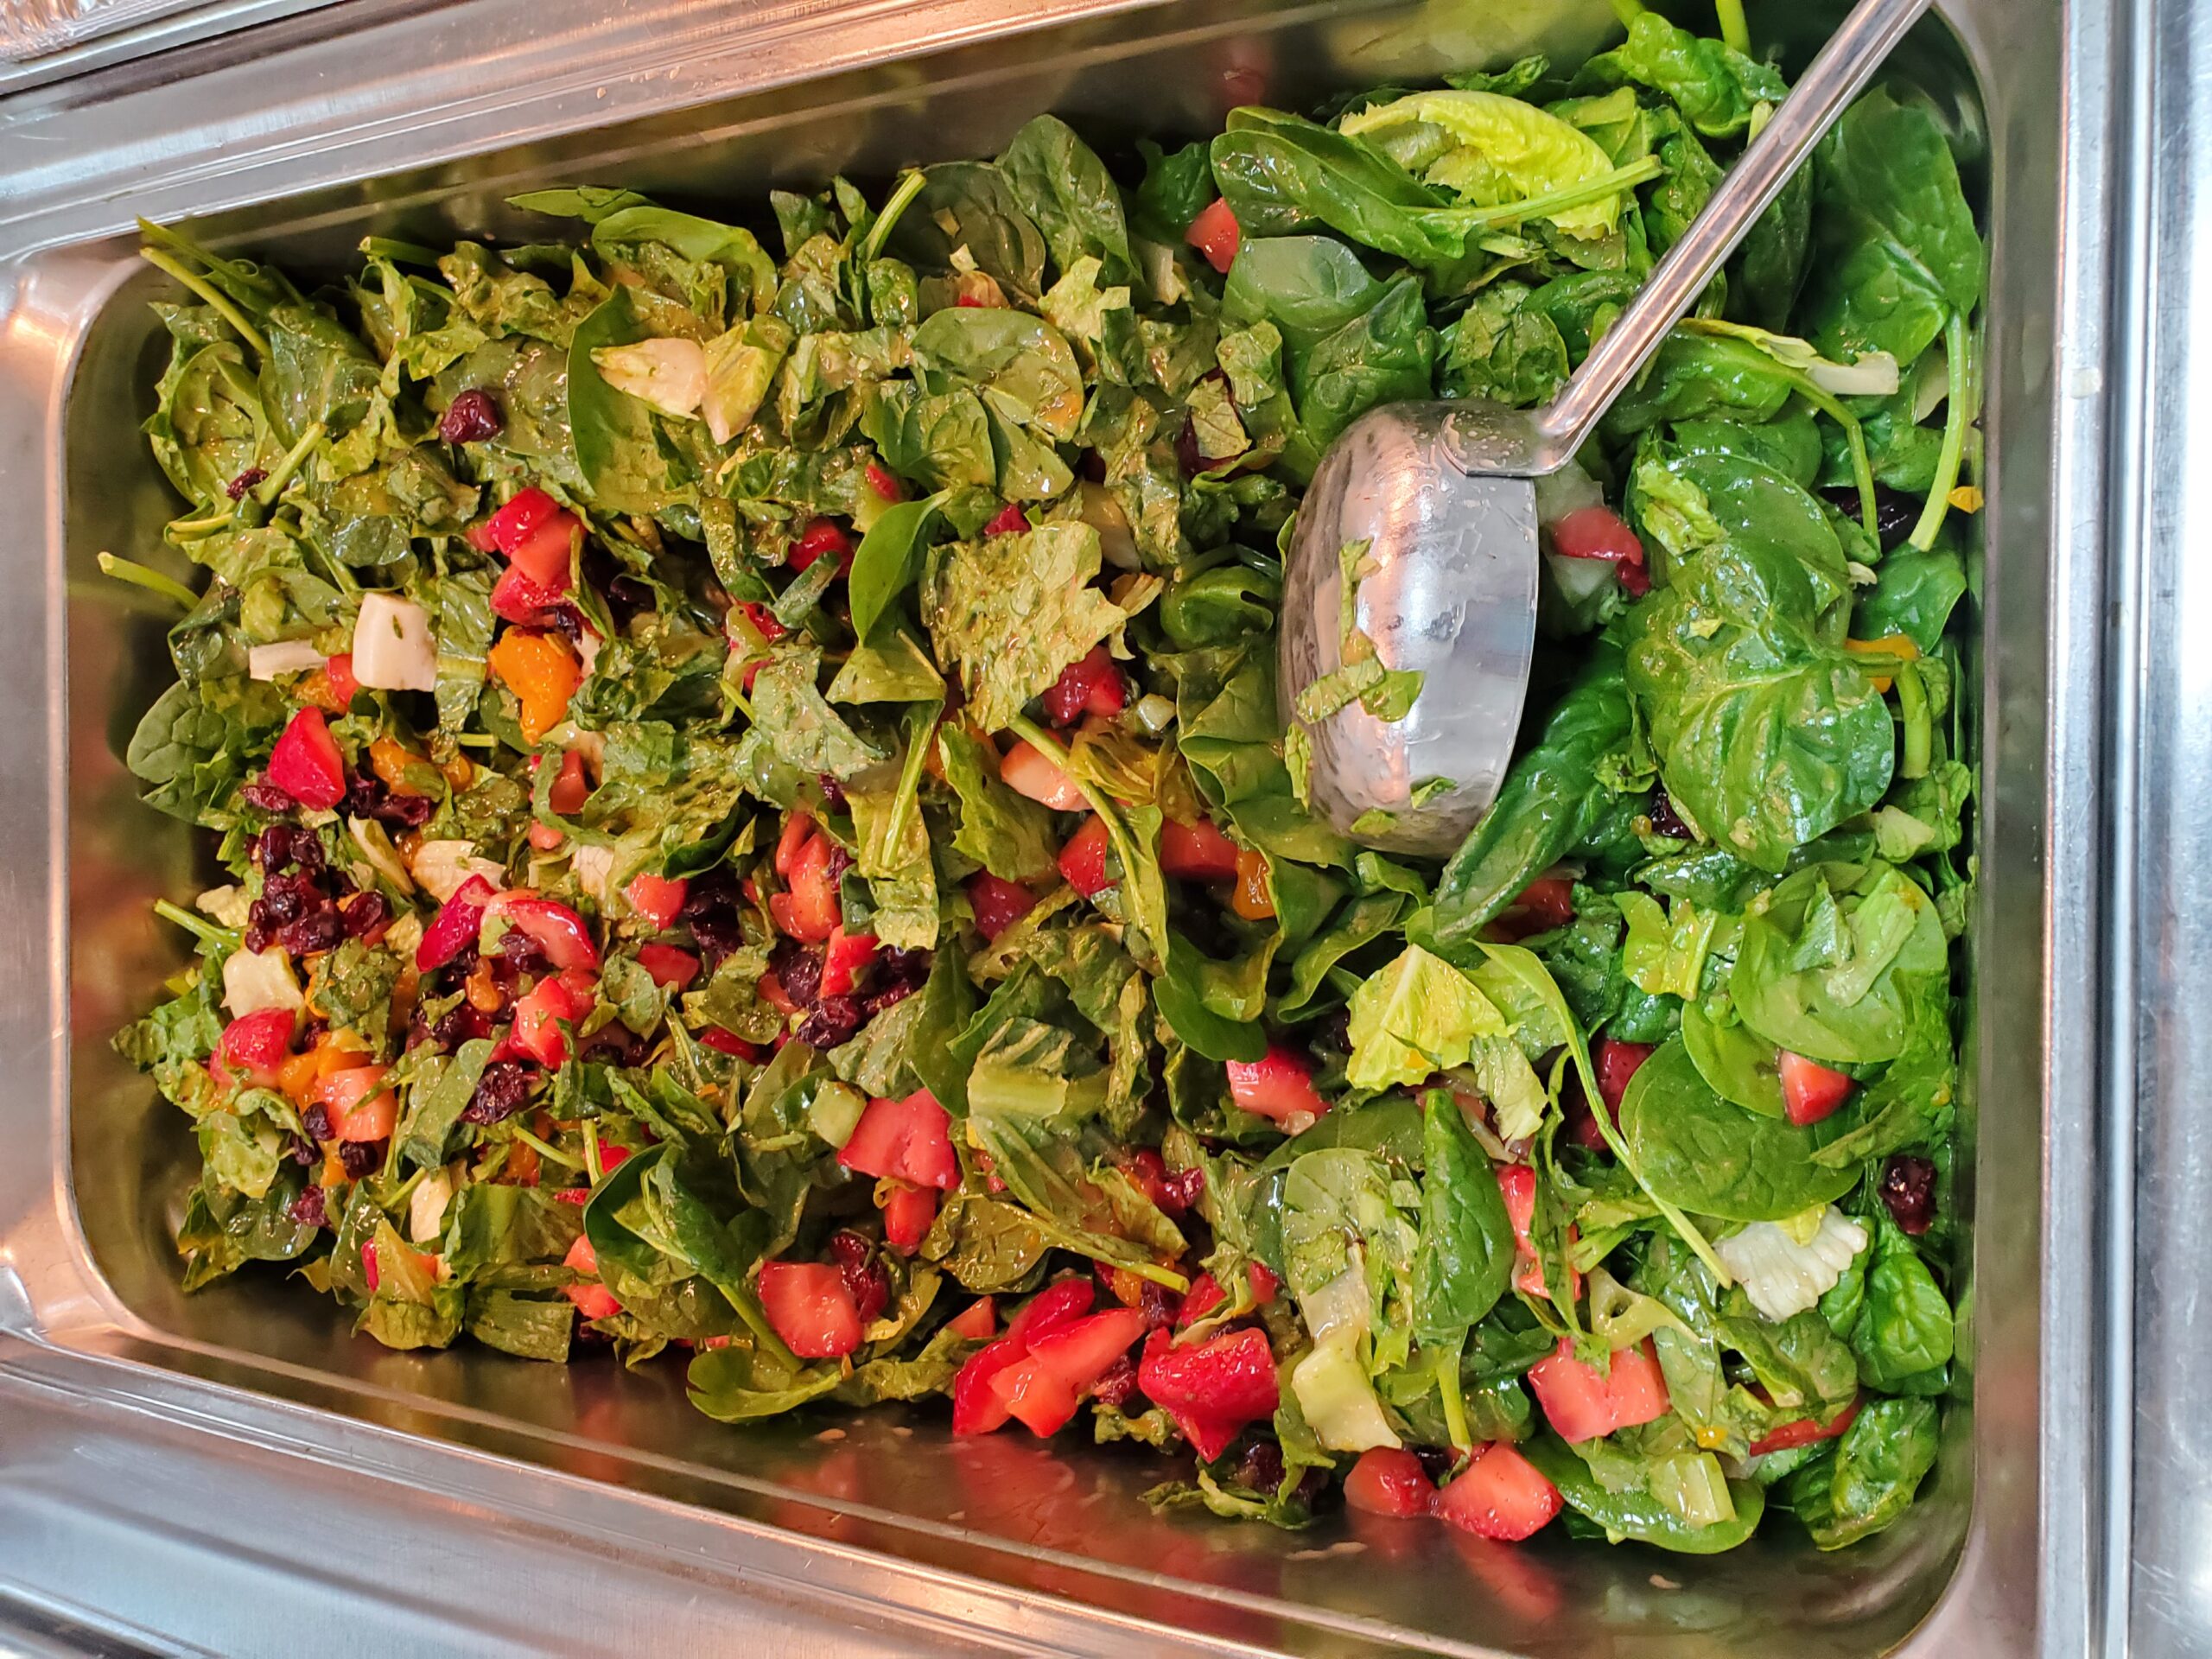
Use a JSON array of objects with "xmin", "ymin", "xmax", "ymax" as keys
[{"xmin": 0, "ymin": 0, "xmax": 2120, "ymax": 1652}]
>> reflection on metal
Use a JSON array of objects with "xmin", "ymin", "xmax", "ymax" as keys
[{"xmin": 0, "ymin": 0, "xmax": 2117, "ymax": 1653}]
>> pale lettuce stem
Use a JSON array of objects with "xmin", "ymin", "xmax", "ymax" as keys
[
  {"xmin": 1909, "ymin": 310, "xmax": 1975, "ymax": 552},
  {"xmin": 96, "ymin": 552, "xmax": 199, "ymax": 610}
]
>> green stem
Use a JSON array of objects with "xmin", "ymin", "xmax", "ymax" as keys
[
  {"xmin": 1909, "ymin": 311, "xmax": 1975, "ymax": 552},
  {"xmin": 254, "ymin": 420, "xmax": 326, "ymax": 508},
  {"xmin": 1895, "ymin": 661, "xmax": 1932, "ymax": 780},
  {"xmin": 1435, "ymin": 1340, "xmax": 1473, "ymax": 1456},
  {"xmin": 1789, "ymin": 376, "xmax": 1878, "ymax": 537},
  {"xmin": 1606, "ymin": 0, "xmax": 1646, "ymax": 25},
  {"xmin": 153, "ymin": 898, "xmax": 238, "ymax": 950},
  {"xmin": 859, "ymin": 168, "xmax": 928, "ymax": 269},
  {"xmin": 1715, "ymin": 0, "xmax": 1751, "ymax": 54},
  {"xmin": 97, "ymin": 552, "xmax": 199, "ymax": 610},
  {"xmin": 511, "ymin": 1125, "xmax": 584, "ymax": 1173},
  {"xmin": 1429, "ymin": 156, "xmax": 1664, "ymax": 232},
  {"xmin": 139, "ymin": 247, "xmax": 270, "ymax": 359},
  {"xmin": 168, "ymin": 505, "xmax": 239, "ymax": 537},
  {"xmin": 582, "ymin": 1120, "xmax": 603, "ymax": 1186}
]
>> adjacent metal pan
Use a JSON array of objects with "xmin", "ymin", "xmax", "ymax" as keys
[{"xmin": 0, "ymin": 0, "xmax": 2120, "ymax": 1651}]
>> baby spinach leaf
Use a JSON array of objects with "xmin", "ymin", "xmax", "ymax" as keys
[
  {"xmin": 1730, "ymin": 863, "xmax": 1948, "ymax": 1064},
  {"xmin": 1850, "ymin": 1224, "xmax": 1955, "ymax": 1387},
  {"xmin": 1573, "ymin": 12, "xmax": 1787, "ymax": 138},
  {"xmin": 569, "ymin": 286, "xmax": 678, "ymax": 516},
  {"xmin": 1132, "ymin": 138, "xmax": 1216, "ymax": 243},
  {"xmin": 999, "ymin": 115, "xmax": 1136, "ymax": 289},
  {"xmin": 910, "ymin": 307, "xmax": 1085, "ymax": 441},
  {"xmin": 1521, "ymin": 1433, "xmax": 1766, "ymax": 1554},
  {"xmin": 922, "ymin": 523, "xmax": 1126, "ymax": 731},
  {"xmin": 1785, "ymin": 1395, "xmax": 1941, "ymax": 1548},
  {"xmin": 1414, "ymin": 1090, "xmax": 1514, "ymax": 1343},
  {"xmin": 1618, "ymin": 1038, "xmax": 1863, "ymax": 1222},
  {"xmin": 1211, "ymin": 108, "xmax": 1458, "ymax": 266},
  {"xmin": 890, "ymin": 162, "xmax": 1049, "ymax": 297}
]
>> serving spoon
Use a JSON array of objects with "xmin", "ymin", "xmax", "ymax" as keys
[{"xmin": 1281, "ymin": 0, "xmax": 1934, "ymax": 855}]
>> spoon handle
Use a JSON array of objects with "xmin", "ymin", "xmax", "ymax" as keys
[{"xmin": 1529, "ymin": 0, "xmax": 1935, "ymax": 466}]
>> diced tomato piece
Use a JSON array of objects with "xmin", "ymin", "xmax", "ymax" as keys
[
  {"xmin": 1005, "ymin": 1278, "xmax": 1097, "ymax": 1349},
  {"xmin": 493, "ymin": 893, "xmax": 601, "ymax": 971},
  {"xmin": 636, "ymin": 943, "xmax": 701, "ymax": 990},
  {"xmin": 1528, "ymin": 1338, "xmax": 1671, "ymax": 1444},
  {"xmin": 624, "ymin": 871, "xmax": 688, "ymax": 932},
  {"xmin": 864, "ymin": 461, "xmax": 903, "ymax": 502},
  {"xmin": 1186, "ymin": 196, "xmax": 1242, "ymax": 276},
  {"xmin": 879, "ymin": 1179, "xmax": 938, "ymax": 1254},
  {"xmin": 416, "ymin": 874, "xmax": 496, "ymax": 972},
  {"xmin": 757, "ymin": 1260, "xmax": 865, "ymax": 1359},
  {"xmin": 1344, "ymin": 1447, "xmax": 1434, "ymax": 1519},
  {"xmin": 484, "ymin": 486, "xmax": 563, "ymax": 555},
  {"xmin": 789, "ymin": 517, "xmax": 855, "ymax": 575},
  {"xmin": 983, "ymin": 503, "xmax": 1031, "ymax": 537},
  {"xmin": 1043, "ymin": 644, "xmax": 1122, "ymax": 728},
  {"xmin": 506, "ymin": 514, "xmax": 577, "ymax": 593},
  {"xmin": 265, "ymin": 708, "xmax": 346, "ymax": 810},
  {"xmin": 510, "ymin": 973, "xmax": 584, "ymax": 1069},
  {"xmin": 988, "ymin": 1355, "xmax": 1082, "ymax": 1436},
  {"xmin": 1058, "ymin": 814, "xmax": 1116, "ymax": 897},
  {"xmin": 489, "ymin": 561, "xmax": 565, "ymax": 626},
  {"xmin": 1176, "ymin": 1272, "xmax": 1225, "ymax": 1329},
  {"xmin": 1001, "ymin": 741, "xmax": 1086, "ymax": 811},
  {"xmin": 1780, "ymin": 1051, "xmax": 1855, "ymax": 1125},
  {"xmin": 1027, "ymin": 1307, "xmax": 1147, "ymax": 1398},
  {"xmin": 966, "ymin": 873, "xmax": 1036, "ymax": 941},
  {"xmin": 1225, "ymin": 1045, "xmax": 1327, "ymax": 1127},
  {"xmin": 218, "ymin": 1008, "xmax": 295, "ymax": 1086},
  {"xmin": 1433, "ymin": 1443, "xmax": 1563, "ymax": 1541},
  {"xmin": 1160, "ymin": 816, "xmax": 1240, "ymax": 881},
  {"xmin": 699, "ymin": 1027, "xmax": 763, "ymax": 1059},
  {"xmin": 561, "ymin": 1234, "xmax": 623, "ymax": 1321},
  {"xmin": 547, "ymin": 749, "xmax": 589, "ymax": 817},
  {"xmin": 838, "ymin": 1090, "xmax": 960, "ymax": 1191},
  {"xmin": 1137, "ymin": 1326, "xmax": 1280, "ymax": 1462},
  {"xmin": 313, "ymin": 1065, "xmax": 397, "ymax": 1142},
  {"xmin": 1549, "ymin": 505, "xmax": 1649, "ymax": 598},
  {"xmin": 1750, "ymin": 1394, "xmax": 1863, "ymax": 1457},
  {"xmin": 770, "ymin": 830, "xmax": 842, "ymax": 944},
  {"xmin": 322, "ymin": 652, "xmax": 359, "ymax": 709},
  {"xmin": 819, "ymin": 925, "xmax": 879, "ymax": 999},
  {"xmin": 945, "ymin": 1298, "xmax": 996, "ymax": 1341},
  {"xmin": 1595, "ymin": 1038, "xmax": 1653, "ymax": 1115}
]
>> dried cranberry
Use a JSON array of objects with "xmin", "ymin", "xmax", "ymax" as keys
[
  {"xmin": 424, "ymin": 1001, "xmax": 494, "ymax": 1051},
  {"xmin": 829, "ymin": 1230, "xmax": 890, "ymax": 1325},
  {"xmin": 770, "ymin": 938, "xmax": 823, "ymax": 1008},
  {"xmin": 461, "ymin": 1061, "xmax": 536, "ymax": 1126},
  {"xmin": 226, "ymin": 467, "xmax": 267, "ymax": 501},
  {"xmin": 679, "ymin": 870, "xmax": 749, "ymax": 964},
  {"xmin": 255, "ymin": 825, "xmax": 298, "ymax": 873},
  {"xmin": 1880, "ymin": 1155, "xmax": 1938, "ymax": 1236},
  {"xmin": 240, "ymin": 779, "xmax": 296, "ymax": 815},
  {"xmin": 302, "ymin": 1103, "xmax": 333, "ymax": 1142},
  {"xmin": 498, "ymin": 927, "xmax": 550, "ymax": 974},
  {"xmin": 1138, "ymin": 1279, "xmax": 1179, "ymax": 1330},
  {"xmin": 1293, "ymin": 1466, "xmax": 1336, "ymax": 1513},
  {"xmin": 1160, "ymin": 1165, "xmax": 1206, "ymax": 1215},
  {"xmin": 1412, "ymin": 1444, "xmax": 1458, "ymax": 1483},
  {"xmin": 607, "ymin": 575, "xmax": 654, "ymax": 624},
  {"xmin": 1237, "ymin": 1440, "xmax": 1285, "ymax": 1492},
  {"xmin": 340, "ymin": 890, "xmax": 389, "ymax": 938},
  {"xmin": 290, "ymin": 830, "xmax": 324, "ymax": 874},
  {"xmin": 287, "ymin": 1134, "xmax": 318, "ymax": 1166},
  {"xmin": 583, "ymin": 1024, "xmax": 648, "ymax": 1066},
  {"xmin": 1092, "ymin": 1355, "xmax": 1139, "ymax": 1409},
  {"xmin": 796, "ymin": 993, "xmax": 862, "ymax": 1050},
  {"xmin": 278, "ymin": 909, "xmax": 343, "ymax": 957},
  {"xmin": 254, "ymin": 880, "xmax": 306, "ymax": 929},
  {"xmin": 543, "ymin": 605, "xmax": 586, "ymax": 644},
  {"xmin": 817, "ymin": 774, "xmax": 849, "ymax": 815},
  {"xmin": 288, "ymin": 1184, "xmax": 327, "ymax": 1227},
  {"xmin": 1822, "ymin": 484, "xmax": 1921, "ymax": 550},
  {"xmin": 338, "ymin": 1138, "xmax": 385, "ymax": 1179},
  {"xmin": 345, "ymin": 772, "xmax": 436, "ymax": 829},
  {"xmin": 1647, "ymin": 789, "xmax": 1694, "ymax": 842},
  {"xmin": 438, "ymin": 387, "xmax": 503, "ymax": 444},
  {"xmin": 820, "ymin": 841, "xmax": 855, "ymax": 886},
  {"xmin": 861, "ymin": 977, "xmax": 919, "ymax": 1017}
]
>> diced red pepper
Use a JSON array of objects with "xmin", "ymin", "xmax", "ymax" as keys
[
  {"xmin": 838, "ymin": 1090, "xmax": 959, "ymax": 1190},
  {"xmin": 769, "ymin": 830, "xmax": 842, "ymax": 944},
  {"xmin": 1185, "ymin": 196, "xmax": 1242, "ymax": 276},
  {"xmin": 983, "ymin": 503, "xmax": 1031, "ymax": 537},
  {"xmin": 493, "ymin": 893, "xmax": 601, "ymax": 971},
  {"xmin": 1344, "ymin": 1447, "xmax": 1433, "ymax": 1518},
  {"xmin": 966, "ymin": 873, "xmax": 1036, "ymax": 941},
  {"xmin": 218, "ymin": 1008, "xmax": 295, "ymax": 1087},
  {"xmin": 265, "ymin": 708, "xmax": 346, "ymax": 810},
  {"xmin": 322, "ymin": 652, "xmax": 359, "ymax": 710},
  {"xmin": 1058, "ymin": 814, "xmax": 1116, "ymax": 897},
  {"xmin": 1779, "ymin": 1051, "xmax": 1855, "ymax": 1126},
  {"xmin": 624, "ymin": 871, "xmax": 689, "ymax": 932},
  {"xmin": 1001, "ymin": 741, "xmax": 1086, "ymax": 810},
  {"xmin": 547, "ymin": 749, "xmax": 589, "ymax": 817},
  {"xmin": 1042, "ymin": 644, "xmax": 1124, "ymax": 728},
  {"xmin": 1159, "ymin": 816, "xmax": 1240, "ymax": 881},
  {"xmin": 416, "ymin": 874, "xmax": 497, "ymax": 972},
  {"xmin": 636, "ymin": 943, "xmax": 701, "ymax": 990},
  {"xmin": 789, "ymin": 517, "xmax": 855, "ymax": 575},
  {"xmin": 757, "ymin": 1260, "xmax": 865, "ymax": 1359},
  {"xmin": 1225, "ymin": 1045, "xmax": 1327, "ymax": 1127},
  {"xmin": 1748, "ymin": 1393, "xmax": 1863, "ymax": 1457},
  {"xmin": 1548, "ymin": 505, "xmax": 1649, "ymax": 598},
  {"xmin": 819, "ymin": 925, "xmax": 879, "ymax": 999},
  {"xmin": 1527, "ymin": 1338, "xmax": 1671, "ymax": 1444},
  {"xmin": 1137, "ymin": 1326, "xmax": 1280, "ymax": 1461},
  {"xmin": 1432, "ymin": 1442, "xmax": 1562, "ymax": 1541},
  {"xmin": 562, "ymin": 1233, "xmax": 623, "ymax": 1321}
]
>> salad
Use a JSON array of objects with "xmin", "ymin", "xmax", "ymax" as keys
[{"xmin": 113, "ymin": 5, "xmax": 1979, "ymax": 1557}]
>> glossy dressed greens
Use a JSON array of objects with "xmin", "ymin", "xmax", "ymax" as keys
[{"xmin": 115, "ymin": 13, "xmax": 1977, "ymax": 1557}]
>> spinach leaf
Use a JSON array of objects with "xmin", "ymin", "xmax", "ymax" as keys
[
  {"xmin": 1132, "ymin": 139, "xmax": 1216, "ymax": 243},
  {"xmin": 999, "ymin": 115, "xmax": 1136, "ymax": 289},
  {"xmin": 1618, "ymin": 1038, "xmax": 1863, "ymax": 1222},
  {"xmin": 1785, "ymin": 1395, "xmax": 1941, "ymax": 1548},
  {"xmin": 1413, "ymin": 1089, "xmax": 1514, "ymax": 1343},
  {"xmin": 891, "ymin": 162, "xmax": 1049, "ymax": 297},
  {"xmin": 1730, "ymin": 863, "xmax": 1949, "ymax": 1064},
  {"xmin": 569, "ymin": 286, "xmax": 677, "ymax": 516},
  {"xmin": 1856, "ymin": 545, "xmax": 1968, "ymax": 653},
  {"xmin": 1520, "ymin": 1434, "xmax": 1766, "ymax": 1554},
  {"xmin": 1210, "ymin": 108, "xmax": 1457, "ymax": 266},
  {"xmin": 1573, "ymin": 12, "xmax": 1787, "ymax": 138},
  {"xmin": 1850, "ymin": 1223, "xmax": 1955, "ymax": 1388}
]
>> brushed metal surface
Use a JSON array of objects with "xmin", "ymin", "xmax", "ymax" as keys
[{"xmin": 0, "ymin": 0, "xmax": 2118, "ymax": 1653}]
